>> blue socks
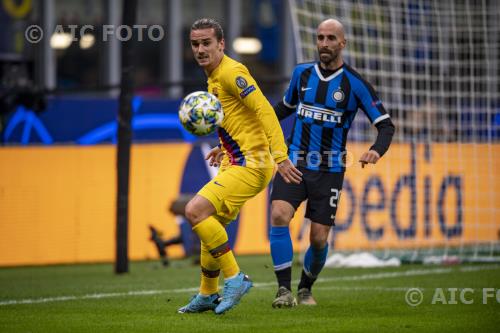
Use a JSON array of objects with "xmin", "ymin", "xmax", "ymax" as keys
[
  {"xmin": 270, "ymin": 226, "xmax": 293, "ymax": 270},
  {"xmin": 270, "ymin": 226, "xmax": 329, "ymax": 292},
  {"xmin": 298, "ymin": 245, "xmax": 329, "ymax": 291},
  {"xmin": 303, "ymin": 245, "xmax": 328, "ymax": 278},
  {"xmin": 270, "ymin": 226, "xmax": 293, "ymax": 290}
]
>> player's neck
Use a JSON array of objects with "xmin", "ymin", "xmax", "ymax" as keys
[
  {"xmin": 205, "ymin": 54, "xmax": 225, "ymax": 76},
  {"xmin": 320, "ymin": 58, "xmax": 344, "ymax": 71}
]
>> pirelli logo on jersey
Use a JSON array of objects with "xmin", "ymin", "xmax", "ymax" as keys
[{"xmin": 297, "ymin": 103, "xmax": 342, "ymax": 123}]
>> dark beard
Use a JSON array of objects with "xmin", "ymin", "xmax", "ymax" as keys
[{"xmin": 319, "ymin": 51, "xmax": 339, "ymax": 67}]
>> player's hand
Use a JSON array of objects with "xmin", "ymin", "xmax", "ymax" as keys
[
  {"xmin": 205, "ymin": 146, "xmax": 224, "ymax": 167},
  {"xmin": 359, "ymin": 150, "xmax": 380, "ymax": 168},
  {"xmin": 277, "ymin": 159, "xmax": 302, "ymax": 184}
]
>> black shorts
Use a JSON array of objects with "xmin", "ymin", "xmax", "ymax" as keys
[{"xmin": 270, "ymin": 167, "xmax": 344, "ymax": 226}]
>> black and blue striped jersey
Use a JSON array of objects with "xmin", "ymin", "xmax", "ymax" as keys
[{"xmin": 280, "ymin": 62, "xmax": 390, "ymax": 172}]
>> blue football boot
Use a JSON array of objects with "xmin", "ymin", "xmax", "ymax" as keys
[
  {"xmin": 215, "ymin": 272, "xmax": 253, "ymax": 314},
  {"xmin": 177, "ymin": 293, "xmax": 221, "ymax": 313}
]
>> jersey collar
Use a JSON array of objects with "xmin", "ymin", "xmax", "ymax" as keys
[
  {"xmin": 314, "ymin": 63, "xmax": 344, "ymax": 81},
  {"xmin": 208, "ymin": 54, "xmax": 229, "ymax": 80}
]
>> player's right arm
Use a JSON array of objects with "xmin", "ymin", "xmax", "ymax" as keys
[
  {"xmin": 270, "ymin": 65, "xmax": 304, "ymax": 183},
  {"xmin": 274, "ymin": 65, "xmax": 301, "ymax": 120},
  {"xmin": 205, "ymin": 145, "xmax": 224, "ymax": 167},
  {"xmin": 274, "ymin": 101, "xmax": 295, "ymax": 120}
]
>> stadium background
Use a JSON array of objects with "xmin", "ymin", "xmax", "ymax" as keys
[{"xmin": 0, "ymin": 0, "xmax": 499, "ymax": 267}]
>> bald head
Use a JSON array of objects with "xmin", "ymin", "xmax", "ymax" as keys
[
  {"xmin": 317, "ymin": 19, "xmax": 345, "ymax": 41},
  {"xmin": 316, "ymin": 19, "xmax": 346, "ymax": 69}
]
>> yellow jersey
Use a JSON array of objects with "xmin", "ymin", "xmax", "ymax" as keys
[{"xmin": 207, "ymin": 55, "xmax": 288, "ymax": 169}]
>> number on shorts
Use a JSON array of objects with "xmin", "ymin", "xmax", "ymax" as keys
[{"xmin": 329, "ymin": 188, "xmax": 341, "ymax": 207}]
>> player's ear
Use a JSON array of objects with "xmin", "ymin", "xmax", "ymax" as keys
[
  {"xmin": 219, "ymin": 38, "xmax": 225, "ymax": 51},
  {"xmin": 341, "ymin": 38, "xmax": 347, "ymax": 49}
]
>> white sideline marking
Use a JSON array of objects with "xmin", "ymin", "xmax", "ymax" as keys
[
  {"xmin": 253, "ymin": 264, "xmax": 500, "ymax": 288},
  {"xmin": 312, "ymin": 286, "xmax": 488, "ymax": 292},
  {"xmin": 0, "ymin": 287, "xmax": 198, "ymax": 306},
  {"xmin": 1, "ymin": 265, "xmax": 498, "ymax": 306}
]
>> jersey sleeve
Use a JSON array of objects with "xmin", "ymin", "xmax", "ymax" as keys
[
  {"xmin": 283, "ymin": 66, "xmax": 301, "ymax": 108},
  {"xmin": 220, "ymin": 66, "xmax": 288, "ymax": 164},
  {"xmin": 353, "ymin": 75, "xmax": 390, "ymax": 125}
]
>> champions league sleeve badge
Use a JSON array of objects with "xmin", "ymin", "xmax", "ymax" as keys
[{"xmin": 235, "ymin": 76, "xmax": 248, "ymax": 89}]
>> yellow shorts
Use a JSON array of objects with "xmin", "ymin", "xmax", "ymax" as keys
[{"xmin": 198, "ymin": 166, "xmax": 274, "ymax": 224}]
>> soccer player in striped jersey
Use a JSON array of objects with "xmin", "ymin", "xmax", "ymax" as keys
[
  {"xmin": 178, "ymin": 18, "xmax": 302, "ymax": 315},
  {"xmin": 269, "ymin": 19, "xmax": 395, "ymax": 307}
]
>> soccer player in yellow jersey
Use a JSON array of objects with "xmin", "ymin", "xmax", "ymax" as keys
[{"xmin": 177, "ymin": 18, "xmax": 302, "ymax": 315}]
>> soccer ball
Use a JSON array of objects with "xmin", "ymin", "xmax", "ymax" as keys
[{"xmin": 178, "ymin": 91, "xmax": 224, "ymax": 136}]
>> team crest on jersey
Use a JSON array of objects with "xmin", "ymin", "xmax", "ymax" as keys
[
  {"xmin": 333, "ymin": 89, "xmax": 345, "ymax": 102},
  {"xmin": 212, "ymin": 87, "xmax": 218, "ymax": 97},
  {"xmin": 235, "ymin": 76, "xmax": 248, "ymax": 89}
]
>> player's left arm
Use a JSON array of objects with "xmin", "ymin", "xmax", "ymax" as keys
[
  {"xmin": 222, "ymin": 68, "xmax": 289, "ymax": 164},
  {"xmin": 220, "ymin": 68, "xmax": 302, "ymax": 183},
  {"xmin": 354, "ymin": 78, "xmax": 396, "ymax": 168}
]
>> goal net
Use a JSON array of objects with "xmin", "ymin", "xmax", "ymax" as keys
[{"xmin": 289, "ymin": 0, "xmax": 500, "ymax": 263}]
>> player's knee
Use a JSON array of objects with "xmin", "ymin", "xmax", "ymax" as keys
[
  {"xmin": 185, "ymin": 196, "xmax": 215, "ymax": 225},
  {"xmin": 310, "ymin": 236, "xmax": 328, "ymax": 249},
  {"xmin": 310, "ymin": 230, "xmax": 329, "ymax": 248},
  {"xmin": 185, "ymin": 201, "xmax": 202, "ymax": 225},
  {"xmin": 270, "ymin": 202, "xmax": 294, "ymax": 226},
  {"xmin": 271, "ymin": 212, "xmax": 289, "ymax": 226}
]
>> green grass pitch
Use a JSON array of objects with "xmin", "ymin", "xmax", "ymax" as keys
[{"xmin": 1, "ymin": 255, "xmax": 499, "ymax": 332}]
